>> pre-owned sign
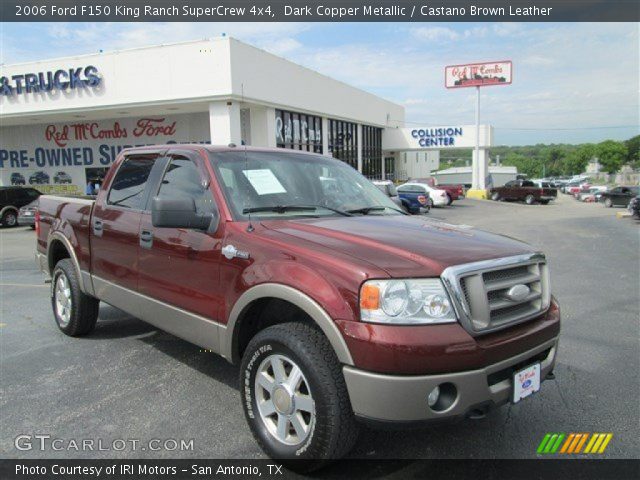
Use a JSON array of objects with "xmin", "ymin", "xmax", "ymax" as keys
[{"xmin": 445, "ymin": 61, "xmax": 512, "ymax": 89}]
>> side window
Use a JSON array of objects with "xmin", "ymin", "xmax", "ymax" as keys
[
  {"xmin": 157, "ymin": 156, "xmax": 215, "ymax": 214},
  {"xmin": 108, "ymin": 156, "xmax": 155, "ymax": 209}
]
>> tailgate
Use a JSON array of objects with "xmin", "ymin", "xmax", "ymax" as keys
[{"xmin": 542, "ymin": 188, "xmax": 558, "ymax": 197}]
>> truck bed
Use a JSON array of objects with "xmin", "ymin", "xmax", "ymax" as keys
[{"xmin": 36, "ymin": 195, "xmax": 96, "ymax": 275}]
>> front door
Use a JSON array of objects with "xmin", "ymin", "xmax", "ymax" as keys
[{"xmin": 137, "ymin": 152, "xmax": 224, "ymax": 323}]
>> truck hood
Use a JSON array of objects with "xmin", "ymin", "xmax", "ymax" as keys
[{"xmin": 260, "ymin": 215, "xmax": 535, "ymax": 277}]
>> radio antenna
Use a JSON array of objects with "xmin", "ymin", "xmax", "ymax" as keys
[{"xmin": 241, "ymin": 82, "xmax": 254, "ymax": 232}]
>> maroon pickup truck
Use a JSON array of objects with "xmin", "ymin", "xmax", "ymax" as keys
[
  {"xmin": 36, "ymin": 145, "xmax": 559, "ymax": 468},
  {"xmin": 490, "ymin": 180, "xmax": 558, "ymax": 205}
]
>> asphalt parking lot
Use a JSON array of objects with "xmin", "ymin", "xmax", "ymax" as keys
[{"xmin": 1, "ymin": 194, "xmax": 638, "ymax": 462}]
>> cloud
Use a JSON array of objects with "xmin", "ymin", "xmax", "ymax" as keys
[
  {"xmin": 410, "ymin": 26, "xmax": 460, "ymax": 42},
  {"xmin": 1, "ymin": 22, "xmax": 637, "ymax": 145}
]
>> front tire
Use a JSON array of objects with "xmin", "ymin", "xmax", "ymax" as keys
[
  {"xmin": 604, "ymin": 198, "xmax": 613, "ymax": 208},
  {"xmin": 240, "ymin": 323, "xmax": 358, "ymax": 470},
  {"xmin": 51, "ymin": 259, "xmax": 99, "ymax": 336},
  {"xmin": 445, "ymin": 194, "xmax": 452, "ymax": 206}
]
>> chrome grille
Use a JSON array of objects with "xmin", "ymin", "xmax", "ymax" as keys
[{"xmin": 441, "ymin": 254, "xmax": 550, "ymax": 335}]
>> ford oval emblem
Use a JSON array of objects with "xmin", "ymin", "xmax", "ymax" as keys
[
  {"xmin": 504, "ymin": 284, "xmax": 531, "ymax": 302},
  {"xmin": 522, "ymin": 379, "xmax": 532, "ymax": 388}
]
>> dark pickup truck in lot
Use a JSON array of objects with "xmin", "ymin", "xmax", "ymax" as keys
[
  {"xmin": 490, "ymin": 180, "xmax": 557, "ymax": 205},
  {"xmin": 36, "ymin": 145, "xmax": 560, "ymax": 468}
]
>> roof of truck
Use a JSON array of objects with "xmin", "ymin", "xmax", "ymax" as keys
[{"xmin": 120, "ymin": 144, "xmax": 321, "ymax": 157}]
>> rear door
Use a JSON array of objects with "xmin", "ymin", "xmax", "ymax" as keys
[
  {"xmin": 137, "ymin": 151, "xmax": 224, "ymax": 321},
  {"xmin": 501, "ymin": 180, "xmax": 517, "ymax": 199},
  {"xmin": 90, "ymin": 153, "xmax": 159, "ymax": 291}
]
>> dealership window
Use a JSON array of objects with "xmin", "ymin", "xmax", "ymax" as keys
[
  {"xmin": 362, "ymin": 125, "xmax": 383, "ymax": 179},
  {"xmin": 275, "ymin": 109, "xmax": 322, "ymax": 153},
  {"xmin": 328, "ymin": 119, "xmax": 358, "ymax": 169},
  {"xmin": 107, "ymin": 157, "xmax": 155, "ymax": 209}
]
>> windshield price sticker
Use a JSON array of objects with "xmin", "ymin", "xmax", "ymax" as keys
[{"xmin": 242, "ymin": 169, "xmax": 287, "ymax": 195}]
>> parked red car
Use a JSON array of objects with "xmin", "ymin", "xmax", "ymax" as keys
[
  {"xmin": 410, "ymin": 177, "xmax": 464, "ymax": 205},
  {"xmin": 36, "ymin": 145, "xmax": 560, "ymax": 468}
]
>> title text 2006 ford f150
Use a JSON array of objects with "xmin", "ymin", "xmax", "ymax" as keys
[{"xmin": 36, "ymin": 145, "xmax": 560, "ymax": 468}]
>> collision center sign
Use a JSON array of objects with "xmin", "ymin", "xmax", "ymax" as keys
[{"xmin": 445, "ymin": 61, "xmax": 512, "ymax": 88}]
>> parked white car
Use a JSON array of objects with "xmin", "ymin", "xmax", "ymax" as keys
[{"xmin": 398, "ymin": 182, "xmax": 449, "ymax": 207}]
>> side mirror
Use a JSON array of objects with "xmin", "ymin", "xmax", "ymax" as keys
[{"xmin": 151, "ymin": 197, "xmax": 218, "ymax": 231}]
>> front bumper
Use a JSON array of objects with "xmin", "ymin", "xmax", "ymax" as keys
[{"xmin": 343, "ymin": 336, "xmax": 558, "ymax": 423}]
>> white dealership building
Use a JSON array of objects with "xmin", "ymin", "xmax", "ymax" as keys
[{"xmin": 0, "ymin": 37, "xmax": 492, "ymax": 194}]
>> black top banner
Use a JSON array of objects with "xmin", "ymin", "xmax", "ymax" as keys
[{"xmin": 3, "ymin": 0, "xmax": 640, "ymax": 22}]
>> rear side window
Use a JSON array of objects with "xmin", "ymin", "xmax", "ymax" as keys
[
  {"xmin": 108, "ymin": 157, "xmax": 155, "ymax": 209},
  {"xmin": 157, "ymin": 156, "xmax": 215, "ymax": 214},
  {"xmin": 26, "ymin": 189, "xmax": 40, "ymax": 199},
  {"xmin": 398, "ymin": 185, "xmax": 425, "ymax": 193}
]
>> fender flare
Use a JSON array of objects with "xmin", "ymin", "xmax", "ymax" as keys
[
  {"xmin": 222, "ymin": 283, "xmax": 354, "ymax": 366},
  {"xmin": 47, "ymin": 231, "xmax": 90, "ymax": 294},
  {"xmin": 0, "ymin": 205, "xmax": 18, "ymax": 218}
]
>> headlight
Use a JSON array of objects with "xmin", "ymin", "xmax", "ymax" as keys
[{"xmin": 360, "ymin": 279, "xmax": 457, "ymax": 325}]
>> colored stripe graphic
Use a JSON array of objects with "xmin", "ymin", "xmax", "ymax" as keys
[
  {"xmin": 574, "ymin": 433, "xmax": 589, "ymax": 453},
  {"xmin": 539, "ymin": 433, "xmax": 613, "ymax": 454}
]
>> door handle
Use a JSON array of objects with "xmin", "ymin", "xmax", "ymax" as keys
[
  {"xmin": 139, "ymin": 230, "xmax": 153, "ymax": 248},
  {"xmin": 93, "ymin": 219, "xmax": 103, "ymax": 237}
]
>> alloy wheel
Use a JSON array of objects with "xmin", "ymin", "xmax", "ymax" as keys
[
  {"xmin": 255, "ymin": 354, "xmax": 315, "ymax": 446},
  {"xmin": 54, "ymin": 273, "xmax": 72, "ymax": 327}
]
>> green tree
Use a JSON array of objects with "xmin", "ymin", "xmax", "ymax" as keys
[
  {"xmin": 562, "ymin": 144, "xmax": 595, "ymax": 175},
  {"xmin": 596, "ymin": 140, "xmax": 628, "ymax": 174},
  {"xmin": 502, "ymin": 152, "xmax": 542, "ymax": 178},
  {"xmin": 625, "ymin": 135, "xmax": 640, "ymax": 168}
]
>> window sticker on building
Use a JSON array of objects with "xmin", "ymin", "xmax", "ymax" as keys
[{"xmin": 242, "ymin": 169, "xmax": 287, "ymax": 195}]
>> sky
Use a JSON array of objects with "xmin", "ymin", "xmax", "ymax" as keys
[{"xmin": 0, "ymin": 21, "xmax": 638, "ymax": 146}]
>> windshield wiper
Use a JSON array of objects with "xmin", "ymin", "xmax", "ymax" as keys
[
  {"xmin": 347, "ymin": 205, "xmax": 407, "ymax": 215},
  {"xmin": 346, "ymin": 206, "xmax": 388, "ymax": 215},
  {"xmin": 242, "ymin": 205, "xmax": 353, "ymax": 216}
]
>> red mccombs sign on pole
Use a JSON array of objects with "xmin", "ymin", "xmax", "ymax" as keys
[{"xmin": 445, "ymin": 61, "xmax": 512, "ymax": 199}]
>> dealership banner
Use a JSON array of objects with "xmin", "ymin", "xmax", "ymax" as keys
[
  {"xmin": 0, "ymin": 0, "xmax": 637, "ymax": 22},
  {"xmin": 445, "ymin": 61, "xmax": 512, "ymax": 89},
  {"xmin": 0, "ymin": 113, "xmax": 210, "ymax": 194}
]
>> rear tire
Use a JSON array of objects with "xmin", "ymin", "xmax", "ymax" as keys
[
  {"xmin": 1, "ymin": 210, "xmax": 18, "ymax": 227},
  {"xmin": 540, "ymin": 200, "xmax": 550, "ymax": 205},
  {"xmin": 240, "ymin": 323, "xmax": 358, "ymax": 471},
  {"xmin": 525, "ymin": 194, "xmax": 536, "ymax": 205},
  {"xmin": 51, "ymin": 259, "xmax": 99, "ymax": 336},
  {"xmin": 491, "ymin": 192, "xmax": 501, "ymax": 201}
]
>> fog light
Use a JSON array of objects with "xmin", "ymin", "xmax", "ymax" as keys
[{"xmin": 427, "ymin": 385, "xmax": 440, "ymax": 408}]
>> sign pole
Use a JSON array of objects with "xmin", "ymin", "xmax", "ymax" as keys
[
  {"xmin": 475, "ymin": 85, "xmax": 480, "ymax": 191},
  {"xmin": 445, "ymin": 60, "xmax": 512, "ymax": 200}
]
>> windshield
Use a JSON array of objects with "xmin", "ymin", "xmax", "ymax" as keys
[{"xmin": 210, "ymin": 150, "xmax": 402, "ymax": 219}]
